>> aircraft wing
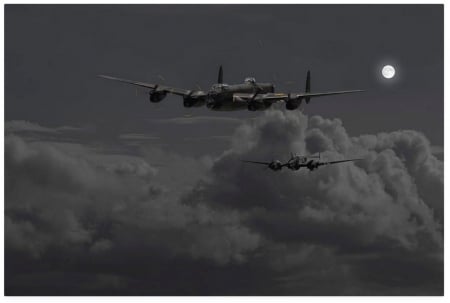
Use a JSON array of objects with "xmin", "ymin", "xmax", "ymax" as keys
[
  {"xmin": 318, "ymin": 158, "xmax": 363, "ymax": 166},
  {"xmin": 291, "ymin": 90, "xmax": 364, "ymax": 99},
  {"xmin": 233, "ymin": 90, "xmax": 363, "ymax": 104},
  {"xmin": 241, "ymin": 160, "xmax": 271, "ymax": 166},
  {"xmin": 233, "ymin": 93, "xmax": 287, "ymax": 103},
  {"xmin": 98, "ymin": 75, "xmax": 195, "ymax": 96}
]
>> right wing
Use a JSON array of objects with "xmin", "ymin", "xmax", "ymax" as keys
[{"xmin": 98, "ymin": 74, "xmax": 197, "ymax": 96}]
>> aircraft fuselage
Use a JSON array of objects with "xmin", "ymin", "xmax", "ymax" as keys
[
  {"xmin": 98, "ymin": 66, "xmax": 363, "ymax": 112},
  {"xmin": 205, "ymin": 82, "xmax": 275, "ymax": 111},
  {"xmin": 286, "ymin": 156, "xmax": 309, "ymax": 170}
]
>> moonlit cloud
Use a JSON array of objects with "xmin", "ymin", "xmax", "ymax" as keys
[{"xmin": 5, "ymin": 110, "xmax": 443, "ymax": 295}]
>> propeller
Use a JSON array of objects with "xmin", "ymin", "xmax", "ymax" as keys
[
  {"xmin": 134, "ymin": 75, "xmax": 163, "ymax": 97},
  {"xmin": 250, "ymin": 88, "xmax": 261, "ymax": 101},
  {"xmin": 272, "ymin": 70, "xmax": 312, "ymax": 109},
  {"xmin": 148, "ymin": 83, "xmax": 163, "ymax": 110},
  {"xmin": 247, "ymin": 85, "xmax": 265, "ymax": 111}
]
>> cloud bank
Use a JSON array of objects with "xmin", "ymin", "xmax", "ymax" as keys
[{"xmin": 5, "ymin": 110, "xmax": 443, "ymax": 295}]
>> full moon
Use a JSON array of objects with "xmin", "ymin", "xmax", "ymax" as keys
[{"xmin": 382, "ymin": 65, "xmax": 396, "ymax": 79}]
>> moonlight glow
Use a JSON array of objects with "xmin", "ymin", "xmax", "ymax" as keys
[{"xmin": 382, "ymin": 65, "xmax": 396, "ymax": 79}]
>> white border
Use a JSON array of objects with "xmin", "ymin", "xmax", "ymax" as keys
[{"xmin": 1, "ymin": 1, "xmax": 447, "ymax": 302}]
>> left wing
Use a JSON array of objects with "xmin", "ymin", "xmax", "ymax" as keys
[
  {"xmin": 234, "ymin": 69, "xmax": 364, "ymax": 105},
  {"xmin": 233, "ymin": 90, "xmax": 363, "ymax": 104},
  {"xmin": 233, "ymin": 93, "xmax": 287, "ymax": 103},
  {"xmin": 318, "ymin": 158, "xmax": 363, "ymax": 166},
  {"xmin": 241, "ymin": 160, "xmax": 272, "ymax": 166},
  {"xmin": 289, "ymin": 70, "xmax": 364, "ymax": 103},
  {"xmin": 98, "ymin": 75, "xmax": 195, "ymax": 96},
  {"xmin": 290, "ymin": 90, "xmax": 364, "ymax": 100}
]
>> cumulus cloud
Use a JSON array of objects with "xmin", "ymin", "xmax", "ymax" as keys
[
  {"xmin": 185, "ymin": 110, "xmax": 443, "ymax": 294},
  {"xmin": 5, "ymin": 111, "xmax": 443, "ymax": 295},
  {"xmin": 5, "ymin": 134, "xmax": 258, "ymax": 266}
]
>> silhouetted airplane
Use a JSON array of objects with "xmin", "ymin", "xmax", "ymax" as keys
[
  {"xmin": 242, "ymin": 153, "xmax": 362, "ymax": 171},
  {"xmin": 98, "ymin": 66, "xmax": 363, "ymax": 111}
]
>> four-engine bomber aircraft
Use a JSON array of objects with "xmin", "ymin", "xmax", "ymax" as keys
[
  {"xmin": 98, "ymin": 66, "xmax": 363, "ymax": 111},
  {"xmin": 242, "ymin": 153, "xmax": 362, "ymax": 172}
]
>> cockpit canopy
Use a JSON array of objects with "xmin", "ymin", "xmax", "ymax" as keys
[
  {"xmin": 294, "ymin": 156, "xmax": 307, "ymax": 163},
  {"xmin": 244, "ymin": 77, "xmax": 256, "ymax": 84}
]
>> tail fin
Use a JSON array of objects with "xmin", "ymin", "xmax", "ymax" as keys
[
  {"xmin": 305, "ymin": 70, "xmax": 311, "ymax": 104},
  {"xmin": 218, "ymin": 65, "xmax": 223, "ymax": 84}
]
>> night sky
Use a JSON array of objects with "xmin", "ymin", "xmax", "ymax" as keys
[{"xmin": 5, "ymin": 5, "xmax": 443, "ymax": 295}]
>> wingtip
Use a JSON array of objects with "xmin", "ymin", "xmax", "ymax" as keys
[
  {"xmin": 97, "ymin": 74, "xmax": 121, "ymax": 81},
  {"xmin": 346, "ymin": 89, "xmax": 365, "ymax": 94}
]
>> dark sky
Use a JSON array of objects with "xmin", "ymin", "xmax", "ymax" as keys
[
  {"xmin": 5, "ymin": 4, "xmax": 443, "ymax": 153},
  {"xmin": 5, "ymin": 5, "xmax": 443, "ymax": 295}
]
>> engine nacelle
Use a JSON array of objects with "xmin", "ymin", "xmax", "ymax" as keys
[
  {"xmin": 149, "ymin": 91, "xmax": 167, "ymax": 103},
  {"xmin": 183, "ymin": 96, "xmax": 206, "ymax": 108},
  {"xmin": 285, "ymin": 98, "xmax": 301, "ymax": 110},
  {"xmin": 307, "ymin": 161, "xmax": 320, "ymax": 171},
  {"xmin": 269, "ymin": 160, "xmax": 283, "ymax": 171}
]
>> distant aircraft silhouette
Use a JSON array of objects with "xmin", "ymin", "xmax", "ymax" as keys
[{"xmin": 242, "ymin": 153, "xmax": 362, "ymax": 171}]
